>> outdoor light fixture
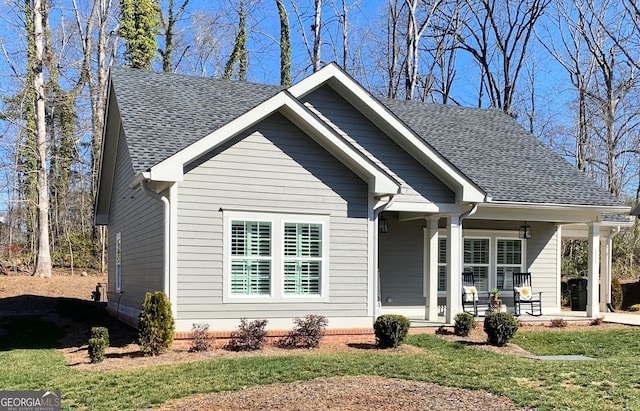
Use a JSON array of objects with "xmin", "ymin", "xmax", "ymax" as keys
[
  {"xmin": 519, "ymin": 221, "xmax": 532, "ymax": 239},
  {"xmin": 379, "ymin": 216, "xmax": 389, "ymax": 233}
]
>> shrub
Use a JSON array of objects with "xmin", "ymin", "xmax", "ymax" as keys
[
  {"xmin": 188, "ymin": 323, "xmax": 213, "ymax": 353},
  {"xmin": 435, "ymin": 325, "xmax": 450, "ymax": 335},
  {"xmin": 277, "ymin": 315, "xmax": 328, "ymax": 349},
  {"xmin": 453, "ymin": 312, "xmax": 476, "ymax": 337},
  {"xmin": 612, "ymin": 277, "xmax": 623, "ymax": 310},
  {"xmin": 373, "ymin": 314, "xmax": 411, "ymax": 348},
  {"xmin": 483, "ymin": 312, "xmax": 518, "ymax": 347},
  {"xmin": 590, "ymin": 316, "xmax": 604, "ymax": 326},
  {"xmin": 137, "ymin": 292, "xmax": 175, "ymax": 356},
  {"xmin": 225, "ymin": 319, "xmax": 268, "ymax": 351},
  {"xmin": 550, "ymin": 318, "xmax": 567, "ymax": 328},
  {"xmin": 630, "ymin": 304, "xmax": 640, "ymax": 311},
  {"xmin": 88, "ymin": 327, "xmax": 109, "ymax": 363}
]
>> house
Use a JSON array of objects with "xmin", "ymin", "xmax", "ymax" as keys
[{"xmin": 95, "ymin": 63, "xmax": 629, "ymax": 334}]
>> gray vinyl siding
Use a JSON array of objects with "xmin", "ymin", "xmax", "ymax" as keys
[
  {"xmin": 378, "ymin": 215, "xmax": 426, "ymax": 306},
  {"xmin": 107, "ymin": 127, "xmax": 164, "ymax": 315},
  {"xmin": 176, "ymin": 113, "xmax": 369, "ymax": 319},
  {"xmin": 303, "ymin": 86, "xmax": 455, "ymax": 205},
  {"xmin": 526, "ymin": 222, "xmax": 559, "ymax": 308}
]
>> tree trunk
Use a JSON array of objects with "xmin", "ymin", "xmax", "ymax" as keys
[{"xmin": 32, "ymin": 0, "xmax": 52, "ymax": 278}]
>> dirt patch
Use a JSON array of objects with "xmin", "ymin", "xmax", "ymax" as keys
[{"xmin": 142, "ymin": 375, "xmax": 530, "ymax": 411}]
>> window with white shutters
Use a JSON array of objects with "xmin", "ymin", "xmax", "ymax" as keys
[
  {"xmin": 283, "ymin": 223, "xmax": 322, "ymax": 295},
  {"xmin": 230, "ymin": 221, "xmax": 272, "ymax": 295}
]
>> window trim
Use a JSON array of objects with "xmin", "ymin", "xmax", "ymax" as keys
[{"xmin": 223, "ymin": 211, "xmax": 330, "ymax": 303}]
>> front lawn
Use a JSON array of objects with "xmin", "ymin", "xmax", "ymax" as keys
[{"xmin": 1, "ymin": 318, "xmax": 639, "ymax": 410}]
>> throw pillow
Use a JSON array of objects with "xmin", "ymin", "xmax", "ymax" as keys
[
  {"xmin": 462, "ymin": 286, "xmax": 478, "ymax": 302},
  {"xmin": 515, "ymin": 286, "xmax": 532, "ymax": 301}
]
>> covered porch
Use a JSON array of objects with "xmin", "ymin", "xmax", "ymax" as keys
[{"xmin": 377, "ymin": 207, "xmax": 629, "ymax": 324}]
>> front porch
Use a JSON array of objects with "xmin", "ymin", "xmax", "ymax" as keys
[{"xmin": 377, "ymin": 210, "xmax": 627, "ymax": 323}]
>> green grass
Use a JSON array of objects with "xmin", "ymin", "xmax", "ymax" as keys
[{"xmin": 1, "ymin": 317, "xmax": 640, "ymax": 410}]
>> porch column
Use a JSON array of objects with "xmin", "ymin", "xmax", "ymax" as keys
[
  {"xmin": 446, "ymin": 215, "xmax": 462, "ymax": 323},
  {"xmin": 587, "ymin": 222, "xmax": 601, "ymax": 317},
  {"xmin": 600, "ymin": 232, "xmax": 611, "ymax": 312},
  {"xmin": 424, "ymin": 217, "xmax": 439, "ymax": 321}
]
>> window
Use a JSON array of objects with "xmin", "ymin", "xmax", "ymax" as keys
[
  {"xmin": 225, "ymin": 212, "xmax": 328, "ymax": 300},
  {"xmin": 115, "ymin": 232, "xmax": 122, "ymax": 292},
  {"xmin": 433, "ymin": 232, "xmax": 524, "ymax": 294},
  {"xmin": 463, "ymin": 238, "xmax": 489, "ymax": 290},
  {"xmin": 437, "ymin": 237, "xmax": 447, "ymax": 291},
  {"xmin": 284, "ymin": 223, "xmax": 322, "ymax": 295},
  {"xmin": 230, "ymin": 221, "xmax": 272, "ymax": 295},
  {"xmin": 496, "ymin": 239, "xmax": 522, "ymax": 290}
]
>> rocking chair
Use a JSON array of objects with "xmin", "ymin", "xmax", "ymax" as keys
[
  {"xmin": 512, "ymin": 272, "xmax": 542, "ymax": 316},
  {"xmin": 462, "ymin": 272, "xmax": 479, "ymax": 317}
]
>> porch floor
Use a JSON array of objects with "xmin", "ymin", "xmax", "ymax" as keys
[{"xmin": 409, "ymin": 310, "xmax": 624, "ymax": 328}]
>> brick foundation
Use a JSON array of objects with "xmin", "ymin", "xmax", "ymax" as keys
[{"xmin": 173, "ymin": 327, "xmax": 377, "ymax": 349}]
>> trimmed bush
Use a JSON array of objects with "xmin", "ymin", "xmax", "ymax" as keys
[
  {"xmin": 137, "ymin": 292, "xmax": 175, "ymax": 356},
  {"xmin": 225, "ymin": 319, "xmax": 268, "ymax": 351},
  {"xmin": 453, "ymin": 312, "xmax": 476, "ymax": 336},
  {"xmin": 483, "ymin": 312, "xmax": 518, "ymax": 347},
  {"xmin": 612, "ymin": 277, "xmax": 623, "ymax": 310},
  {"xmin": 630, "ymin": 304, "xmax": 640, "ymax": 312},
  {"xmin": 550, "ymin": 318, "xmax": 567, "ymax": 328},
  {"xmin": 277, "ymin": 315, "xmax": 328, "ymax": 349},
  {"xmin": 373, "ymin": 314, "xmax": 410, "ymax": 348},
  {"xmin": 88, "ymin": 327, "xmax": 109, "ymax": 363},
  {"xmin": 189, "ymin": 323, "xmax": 213, "ymax": 353}
]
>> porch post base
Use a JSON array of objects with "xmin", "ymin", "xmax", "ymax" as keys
[{"xmin": 425, "ymin": 306, "xmax": 439, "ymax": 321}]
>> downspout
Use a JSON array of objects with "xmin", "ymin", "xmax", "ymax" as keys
[
  {"xmin": 459, "ymin": 203, "xmax": 478, "ymax": 222},
  {"xmin": 606, "ymin": 226, "xmax": 621, "ymax": 312},
  {"xmin": 141, "ymin": 180, "xmax": 170, "ymax": 298},
  {"xmin": 373, "ymin": 195, "xmax": 395, "ymax": 318}
]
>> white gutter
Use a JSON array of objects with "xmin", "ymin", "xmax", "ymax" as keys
[
  {"xmin": 141, "ymin": 180, "xmax": 170, "ymax": 298},
  {"xmin": 459, "ymin": 203, "xmax": 478, "ymax": 221}
]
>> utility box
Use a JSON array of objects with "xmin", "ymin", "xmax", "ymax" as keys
[{"xmin": 568, "ymin": 278, "xmax": 588, "ymax": 311}]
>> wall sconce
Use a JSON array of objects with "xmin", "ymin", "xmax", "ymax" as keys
[
  {"xmin": 519, "ymin": 221, "xmax": 532, "ymax": 239},
  {"xmin": 379, "ymin": 216, "xmax": 389, "ymax": 233}
]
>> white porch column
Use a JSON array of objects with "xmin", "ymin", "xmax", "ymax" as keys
[
  {"xmin": 587, "ymin": 222, "xmax": 601, "ymax": 317},
  {"xmin": 446, "ymin": 215, "xmax": 462, "ymax": 323},
  {"xmin": 600, "ymin": 234, "xmax": 610, "ymax": 312},
  {"xmin": 424, "ymin": 217, "xmax": 440, "ymax": 321}
]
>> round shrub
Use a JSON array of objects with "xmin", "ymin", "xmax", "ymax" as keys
[
  {"xmin": 483, "ymin": 312, "xmax": 518, "ymax": 347},
  {"xmin": 453, "ymin": 312, "xmax": 476, "ymax": 336},
  {"xmin": 88, "ymin": 337, "xmax": 108, "ymax": 363},
  {"xmin": 137, "ymin": 291, "xmax": 175, "ymax": 356},
  {"xmin": 612, "ymin": 277, "xmax": 623, "ymax": 310},
  {"xmin": 374, "ymin": 314, "xmax": 410, "ymax": 348}
]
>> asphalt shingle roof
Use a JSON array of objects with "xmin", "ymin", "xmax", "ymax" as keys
[
  {"xmin": 110, "ymin": 66, "xmax": 281, "ymax": 173},
  {"xmin": 110, "ymin": 67, "xmax": 621, "ymax": 208}
]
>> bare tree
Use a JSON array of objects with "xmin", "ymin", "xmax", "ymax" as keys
[
  {"xmin": 452, "ymin": 0, "xmax": 551, "ymax": 114},
  {"xmin": 223, "ymin": 0, "xmax": 248, "ymax": 80},
  {"xmin": 276, "ymin": 0, "xmax": 291, "ymax": 85},
  {"xmin": 159, "ymin": 0, "xmax": 191, "ymax": 73},
  {"xmin": 404, "ymin": 0, "xmax": 443, "ymax": 100},
  {"xmin": 32, "ymin": 0, "xmax": 51, "ymax": 277}
]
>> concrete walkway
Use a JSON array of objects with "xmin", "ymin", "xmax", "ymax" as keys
[{"xmin": 601, "ymin": 312, "xmax": 640, "ymax": 326}]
